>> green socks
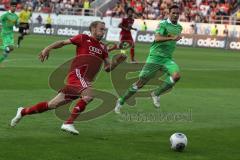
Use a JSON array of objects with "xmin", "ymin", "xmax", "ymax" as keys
[
  {"xmin": 119, "ymin": 84, "xmax": 138, "ymax": 105},
  {"xmin": 154, "ymin": 76, "xmax": 174, "ymax": 96}
]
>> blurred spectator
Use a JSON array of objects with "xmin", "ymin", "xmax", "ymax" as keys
[
  {"xmin": 36, "ymin": 14, "xmax": 42, "ymax": 24},
  {"xmin": 45, "ymin": 14, "xmax": 52, "ymax": 34},
  {"xmin": 106, "ymin": 0, "xmax": 239, "ymax": 24},
  {"xmin": 0, "ymin": 0, "xmax": 238, "ymax": 24},
  {"xmin": 236, "ymin": 10, "xmax": 240, "ymax": 25},
  {"xmin": 83, "ymin": 0, "xmax": 90, "ymax": 16},
  {"xmin": 141, "ymin": 21, "xmax": 148, "ymax": 31},
  {"xmin": 210, "ymin": 24, "xmax": 218, "ymax": 36},
  {"xmin": 112, "ymin": 2, "xmax": 125, "ymax": 17},
  {"xmin": 223, "ymin": 24, "xmax": 229, "ymax": 36}
]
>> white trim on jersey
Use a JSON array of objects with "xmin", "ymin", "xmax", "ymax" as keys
[{"xmin": 75, "ymin": 69, "xmax": 88, "ymax": 88}]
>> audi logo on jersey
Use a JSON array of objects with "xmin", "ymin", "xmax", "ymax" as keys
[{"xmin": 89, "ymin": 46, "xmax": 103, "ymax": 55}]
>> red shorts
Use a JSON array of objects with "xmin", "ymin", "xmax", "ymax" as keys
[
  {"xmin": 120, "ymin": 33, "xmax": 134, "ymax": 46},
  {"xmin": 60, "ymin": 68, "xmax": 91, "ymax": 100}
]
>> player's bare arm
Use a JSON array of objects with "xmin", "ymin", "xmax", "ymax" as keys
[
  {"xmin": 104, "ymin": 54, "xmax": 127, "ymax": 72},
  {"xmin": 39, "ymin": 39, "xmax": 72, "ymax": 62},
  {"xmin": 154, "ymin": 34, "xmax": 182, "ymax": 42},
  {"xmin": 130, "ymin": 26, "xmax": 137, "ymax": 31}
]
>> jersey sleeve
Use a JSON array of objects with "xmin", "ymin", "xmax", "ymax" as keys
[
  {"xmin": 70, "ymin": 34, "xmax": 83, "ymax": 46},
  {"xmin": 155, "ymin": 21, "xmax": 166, "ymax": 35}
]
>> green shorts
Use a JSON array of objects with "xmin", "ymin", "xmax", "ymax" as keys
[
  {"xmin": 139, "ymin": 55, "xmax": 180, "ymax": 80},
  {"xmin": 1, "ymin": 32, "xmax": 14, "ymax": 49}
]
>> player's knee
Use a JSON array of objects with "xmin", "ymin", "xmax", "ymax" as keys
[
  {"xmin": 47, "ymin": 101, "xmax": 58, "ymax": 109},
  {"xmin": 47, "ymin": 100, "xmax": 62, "ymax": 109},
  {"xmin": 172, "ymin": 73, "xmax": 181, "ymax": 83},
  {"xmin": 82, "ymin": 96, "xmax": 94, "ymax": 103}
]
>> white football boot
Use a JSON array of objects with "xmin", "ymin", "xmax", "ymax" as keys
[
  {"xmin": 114, "ymin": 99, "xmax": 123, "ymax": 114},
  {"xmin": 61, "ymin": 124, "xmax": 79, "ymax": 135},
  {"xmin": 151, "ymin": 92, "xmax": 160, "ymax": 108},
  {"xmin": 10, "ymin": 107, "xmax": 24, "ymax": 127}
]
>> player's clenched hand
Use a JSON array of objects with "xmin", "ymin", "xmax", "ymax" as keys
[
  {"xmin": 172, "ymin": 35, "xmax": 182, "ymax": 41},
  {"xmin": 39, "ymin": 49, "xmax": 50, "ymax": 62}
]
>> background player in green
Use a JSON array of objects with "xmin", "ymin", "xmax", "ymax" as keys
[
  {"xmin": 114, "ymin": 5, "xmax": 182, "ymax": 114},
  {"xmin": 0, "ymin": 1, "xmax": 19, "ymax": 63}
]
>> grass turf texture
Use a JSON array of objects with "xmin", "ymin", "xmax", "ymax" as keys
[{"xmin": 0, "ymin": 35, "xmax": 240, "ymax": 160}]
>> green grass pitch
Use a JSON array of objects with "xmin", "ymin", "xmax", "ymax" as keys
[{"xmin": 0, "ymin": 35, "xmax": 240, "ymax": 160}]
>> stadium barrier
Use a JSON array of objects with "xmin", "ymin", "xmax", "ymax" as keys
[
  {"xmin": 0, "ymin": 10, "xmax": 239, "ymax": 50},
  {"xmin": 27, "ymin": 23, "xmax": 240, "ymax": 50},
  {"xmin": 136, "ymin": 32, "xmax": 240, "ymax": 50}
]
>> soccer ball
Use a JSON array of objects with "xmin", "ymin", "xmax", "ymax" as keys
[{"xmin": 170, "ymin": 133, "xmax": 188, "ymax": 151}]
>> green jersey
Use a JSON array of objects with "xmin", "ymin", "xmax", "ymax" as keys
[
  {"xmin": 0, "ymin": 11, "xmax": 18, "ymax": 34},
  {"xmin": 149, "ymin": 19, "xmax": 182, "ymax": 58}
]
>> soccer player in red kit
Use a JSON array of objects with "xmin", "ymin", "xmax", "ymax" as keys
[
  {"xmin": 10, "ymin": 21, "xmax": 126, "ymax": 135},
  {"xmin": 119, "ymin": 7, "xmax": 137, "ymax": 63}
]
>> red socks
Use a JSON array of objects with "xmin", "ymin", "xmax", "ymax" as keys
[
  {"xmin": 130, "ymin": 47, "xmax": 135, "ymax": 61},
  {"xmin": 65, "ymin": 99, "xmax": 87, "ymax": 124},
  {"xmin": 21, "ymin": 102, "xmax": 49, "ymax": 116}
]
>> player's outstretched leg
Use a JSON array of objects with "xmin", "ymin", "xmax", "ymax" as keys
[
  {"xmin": 115, "ymin": 79, "xmax": 146, "ymax": 114},
  {"xmin": 130, "ymin": 46, "xmax": 136, "ymax": 63},
  {"xmin": 0, "ymin": 46, "xmax": 14, "ymax": 63},
  {"xmin": 17, "ymin": 34, "xmax": 24, "ymax": 48},
  {"xmin": 61, "ymin": 99, "xmax": 87, "ymax": 135},
  {"xmin": 152, "ymin": 73, "xmax": 180, "ymax": 107},
  {"xmin": 10, "ymin": 93, "xmax": 69, "ymax": 127},
  {"xmin": 10, "ymin": 101, "xmax": 49, "ymax": 127}
]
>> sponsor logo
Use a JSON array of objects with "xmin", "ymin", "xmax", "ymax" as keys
[
  {"xmin": 33, "ymin": 26, "xmax": 54, "ymax": 34},
  {"xmin": 197, "ymin": 38, "xmax": 225, "ymax": 48},
  {"xmin": 33, "ymin": 26, "xmax": 46, "ymax": 34},
  {"xmin": 89, "ymin": 46, "xmax": 102, "ymax": 55},
  {"xmin": 177, "ymin": 36, "xmax": 193, "ymax": 46},
  {"xmin": 137, "ymin": 33, "xmax": 155, "ymax": 43},
  {"xmin": 57, "ymin": 28, "xmax": 79, "ymax": 36},
  {"xmin": 229, "ymin": 41, "xmax": 240, "ymax": 50}
]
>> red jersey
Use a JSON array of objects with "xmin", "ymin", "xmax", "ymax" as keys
[
  {"xmin": 120, "ymin": 17, "xmax": 134, "ymax": 35},
  {"xmin": 69, "ymin": 34, "xmax": 108, "ymax": 82}
]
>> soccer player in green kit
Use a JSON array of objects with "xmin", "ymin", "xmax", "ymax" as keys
[
  {"xmin": 0, "ymin": 2, "xmax": 19, "ymax": 63},
  {"xmin": 114, "ymin": 5, "xmax": 182, "ymax": 114}
]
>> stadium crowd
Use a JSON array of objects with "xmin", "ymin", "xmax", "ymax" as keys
[
  {"xmin": 0, "ymin": 0, "xmax": 94, "ymax": 14},
  {"xmin": 0, "ymin": 0, "xmax": 239, "ymax": 23},
  {"xmin": 106, "ymin": 0, "xmax": 239, "ymax": 23}
]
